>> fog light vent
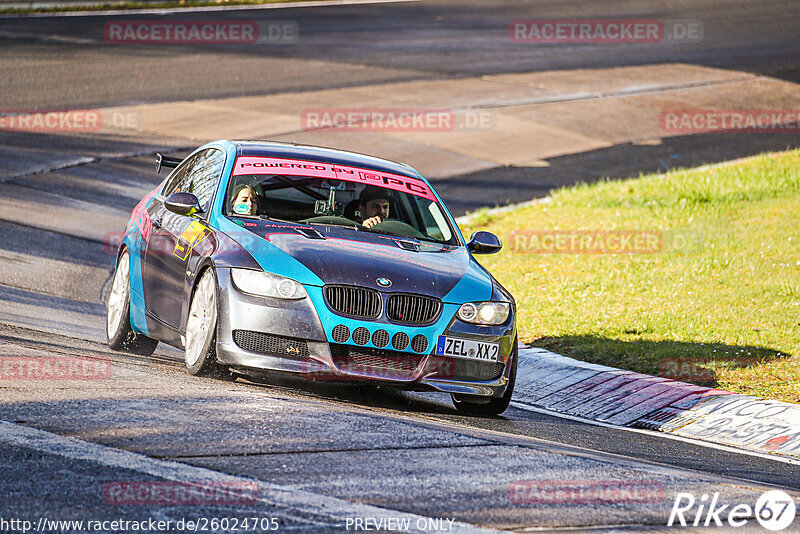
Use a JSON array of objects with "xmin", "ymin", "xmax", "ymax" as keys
[
  {"xmin": 372, "ymin": 329, "xmax": 390, "ymax": 348},
  {"xmin": 411, "ymin": 334, "xmax": 428, "ymax": 353},
  {"xmin": 352, "ymin": 327, "xmax": 370, "ymax": 345},
  {"xmin": 392, "ymin": 332, "xmax": 410, "ymax": 351},
  {"xmin": 332, "ymin": 324, "xmax": 350, "ymax": 343}
]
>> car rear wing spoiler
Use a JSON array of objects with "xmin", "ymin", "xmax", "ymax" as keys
[{"xmin": 155, "ymin": 153, "xmax": 183, "ymax": 174}]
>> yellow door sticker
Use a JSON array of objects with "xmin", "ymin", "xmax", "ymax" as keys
[{"xmin": 173, "ymin": 220, "xmax": 210, "ymax": 261}]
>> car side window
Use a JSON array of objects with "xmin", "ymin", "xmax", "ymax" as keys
[
  {"xmin": 162, "ymin": 152, "xmax": 201, "ymax": 197},
  {"xmin": 185, "ymin": 149, "xmax": 225, "ymax": 212}
]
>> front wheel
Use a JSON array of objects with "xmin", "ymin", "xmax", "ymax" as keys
[
  {"xmin": 106, "ymin": 250, "xmax": 158, "ymax": 356},
  {"xmin": 451, "ymin": 342, "xmax": 517, "ymax": 417},
  {"xmin": 184, "ymin": 268, "xmax": 228, "ymax": 377}
]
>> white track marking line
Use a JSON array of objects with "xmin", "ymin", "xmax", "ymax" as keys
[
  {"xmin": 0, "ymin": 419, "xmax": 507, "ymax": 534},
  {"xmin": 0, "ymin": 0, "xmax": 421, "ymax": 18},
  {"xmin": 511, "ymin": 401, "xmax": 800, "ymax": 467}
]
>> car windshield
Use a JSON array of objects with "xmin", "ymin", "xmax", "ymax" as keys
[{"xmin": 224, "ymin": 157, "xmax": 459, "ymax": 245}]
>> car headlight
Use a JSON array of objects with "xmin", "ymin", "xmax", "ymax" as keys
[
  {"xmin": 457, "ymin": 302, "xmax": 510, "ymax": 325},
  {"xmin": 230, "ymin": 269, "xmax": 307, "ymax": 300}
]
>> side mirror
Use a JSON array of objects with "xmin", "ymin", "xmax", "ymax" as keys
[
  {"xmin": 467, "ymin": 231, "xmax": 502, "ymax": 254},
  {"xmin": 165, "ymin": 192, "xmax": 203, "ymax": 216}
]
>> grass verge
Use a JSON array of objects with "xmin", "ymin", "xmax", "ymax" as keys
[{"xmin": 461, "ymin": 149, "xmax": 800, "ymax": 403}]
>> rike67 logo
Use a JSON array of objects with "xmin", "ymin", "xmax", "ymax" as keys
[{"xmin": 668, "ymin": 490, "xmax": 796, "ymax": 530}]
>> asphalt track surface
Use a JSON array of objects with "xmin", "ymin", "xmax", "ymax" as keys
[
  {"xmin": 1, "ymin": 1, "xmax": 800, "ymax": 532},
  {"xmin": 3, "ymin": 0, "xmax": 800, "ymax": 210},
  {"xmin": 3, "ymin": 0, "xmax": 800, "ymax": 108}
]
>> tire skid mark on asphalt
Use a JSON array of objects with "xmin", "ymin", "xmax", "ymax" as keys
[
  {"xmin": 0, "ymin": 155, "xmax": 96, "ymax": 184},
  {"xmin": 471, "ymin": 75, "xmax": 758, "ymax": 110},
  {"xmin": 0, "ymin": 146, "xmax": 193, "ymax": 183},
  {"xmin": 158, "ymin": 442, "xmax": 499, "ymax": 461}
]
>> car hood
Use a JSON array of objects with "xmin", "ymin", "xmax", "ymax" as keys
[{"xmin": 222, "ymin": 220, "xmax": 493, "ymax": 302}]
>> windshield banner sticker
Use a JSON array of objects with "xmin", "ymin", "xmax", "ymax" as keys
[{"xmin": 232, "ymin": 156, "xmax": 436, "ymax": 201}]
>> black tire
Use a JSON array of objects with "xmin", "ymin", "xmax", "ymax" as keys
[
  {"xmin": 184, "ymin": 268, "xmax": 229, "ymax": 378},
  {"xmin": 451, "ymin": 341, "xmax": 517, "ymax": 417},
  {"xmin": 106, "ymin": 250, "xmax": 158, "ymax": 356}
]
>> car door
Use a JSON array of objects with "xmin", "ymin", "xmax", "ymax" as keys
[{"xmin": 143, "ymin": 148, "xmax": 225, "ymax": 331}]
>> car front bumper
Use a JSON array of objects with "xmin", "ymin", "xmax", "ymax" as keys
[{"xmin": 214, "ymin": 268, "xmax": 516, "ymax": 398}]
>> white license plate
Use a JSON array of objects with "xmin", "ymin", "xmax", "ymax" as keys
[{"xmin": 435, "ymin": 336, "xmax": 500, "ymax": 362}]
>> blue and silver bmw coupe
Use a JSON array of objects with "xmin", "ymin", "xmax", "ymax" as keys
[{"xmin": 106, "ymin": 140, "xmax": 517, "ymax": 415}]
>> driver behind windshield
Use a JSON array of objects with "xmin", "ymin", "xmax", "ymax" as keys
[{"xmin": 357, "ymin": 186, "xmax": 392, "ymax": 229}]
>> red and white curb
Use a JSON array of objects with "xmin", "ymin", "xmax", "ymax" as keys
[{"xmin": 515, "ymin": 347, "xmax": 800, "ymax": 461}]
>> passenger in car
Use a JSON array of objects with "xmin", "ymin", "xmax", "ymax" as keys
[{"xmin": 231, "ymin": 184, "xmax": 260, "ymax": 216}]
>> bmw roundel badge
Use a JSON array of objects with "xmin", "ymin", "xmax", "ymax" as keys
[{"xmin": 377, "ymin": 277, "xmax": 392, "ymax": 287}]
